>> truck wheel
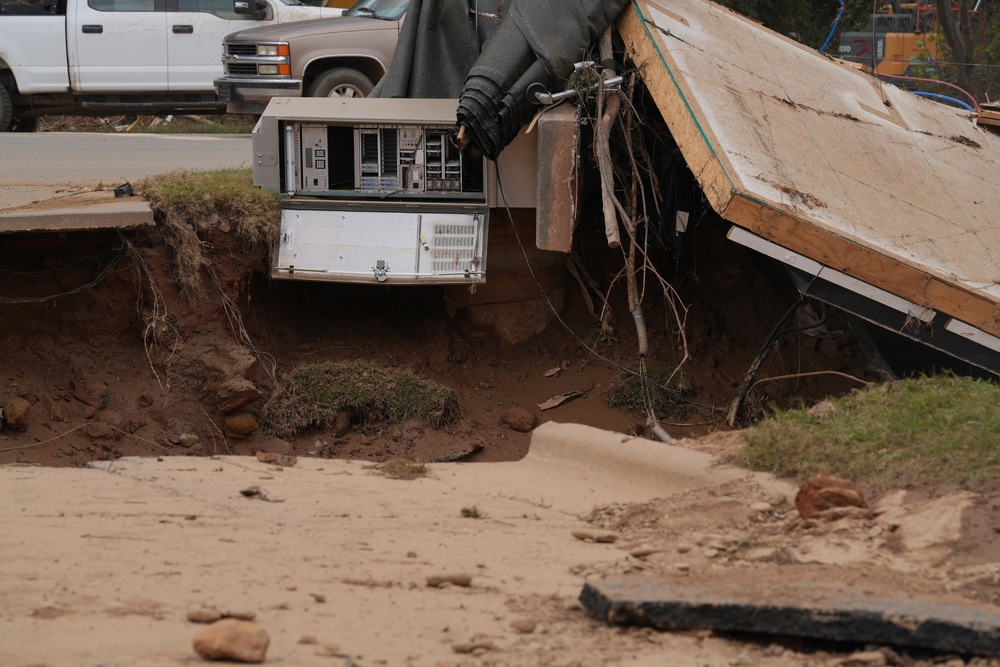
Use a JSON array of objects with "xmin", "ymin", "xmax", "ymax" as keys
[
  {"xmin": 0, "ymin": 83, "xmax": 13, "ymax": 132},
  {"xmin": 307, "ymin": 68, "xmax": 373, "ymax": 99}
]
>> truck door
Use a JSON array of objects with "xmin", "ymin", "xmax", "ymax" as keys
[
  {"xmin": 68, "ymin": 0, "xmax": 169, "ymax": 91},
  {"xmin": 166, "ymin": 0, "xmax": 328, "ymax": 92}
]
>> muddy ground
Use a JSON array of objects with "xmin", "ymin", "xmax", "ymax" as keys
[
  {"xmin": 6, "ymin": 189, "xmax": 1000, "ymax": 666},
  {"xmin": 0, "ymin": 203, "xmax": 871, "ymax": 469}
]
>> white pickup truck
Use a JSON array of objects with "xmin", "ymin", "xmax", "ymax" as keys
[{"xmin": 0, "ymin": 0, "xmax": 346, "ymax": 131}]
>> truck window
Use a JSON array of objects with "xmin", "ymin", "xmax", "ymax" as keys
[
  {"xmin": 175, "ymin": 0, "xmax": 241, "ymax": 18},
  {"xmin": 88, "ymin": 0, "xmax": 155, "ymax": 10}
]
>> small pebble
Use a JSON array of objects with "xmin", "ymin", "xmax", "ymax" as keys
[
  {"xmin": 426, "ymin": 574, "xmax": 472, "ymax": 588},
  {"xmin": 187, "ymin": 608, "xmax": 222, "ymax": 624},
  {"xmin": 510, "ymin": 619, "xmax": 537, "ymax": 634},
  {"xmin": 571, "ymin": 529, "xmax": 619, "ymax": 543}
]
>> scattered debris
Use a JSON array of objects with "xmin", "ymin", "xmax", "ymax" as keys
[
  {"xmin": 239, "ymin": 485, "xmax": 281, "ymax": 502},
  {"xmin": 433, "ymin": 442, "xmax": 484, "ymax": 463},
  {"xmin": 113, "ymin": 182, "xmax": 136, "ymax": 198},
  {"xmin": 537, "ymin": 391, "xmax": 586, "ymax": 411}
]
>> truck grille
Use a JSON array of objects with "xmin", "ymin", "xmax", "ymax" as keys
[
  {"xmin": 227, "ymin": 63, "xmax": 260, "ymax": 76},
  {"xmin": 225, "ymin": 43, "xmax": 258, "ymax": 57}
]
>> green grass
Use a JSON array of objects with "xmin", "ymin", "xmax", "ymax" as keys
[
  {"xmin": 137, "ymin": 169, "xmax": 280, "ymax": 295},
  {"xmin": 261, "ymin": 361, "xmax": 461, "ymax": 439},
  {"xmin": 736, "ymin": 374, "xmax": 1000, "ymax": 493}
]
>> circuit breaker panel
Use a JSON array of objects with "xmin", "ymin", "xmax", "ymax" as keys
[{"xmin": 254, "ymin": 98, "xmax": 489, "ymax": 285}]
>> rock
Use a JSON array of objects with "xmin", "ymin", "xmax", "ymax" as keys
[
  {"xmin": 832, "ymin": 650, "xmax": 887, "ymax": 667},
  {"xmin": 510, "ymin": 619, "xmax": 537, "ymax": 633},
  {"xmin": 191, "ymin": 619, "xmax": 269, "ymax": 663},
  {"xmin": 629, "ymin": 546, "xmax": 662, "ymax": 559},
  {"xmin": 255, "ymin": 450, "xmax": 297, "ymax": 467},
  {"xmin": 70, "ymin": 376, "xmax": 108, "ymax": 409},
  {"xmin": 571, "ymin": 529, "xmax": 620, "ymax": 543},
  {"xmin": 177, "ymin": 433, "xmax": 201, "ymax": 448},
  {"xmin": 187, "ymin": 607, "xmax": 222, "ymax": 624},
  {"xmin": 451, "ymin": 640, "xmax": 496, "ymax": 654},
  {"xmin": 94, "ymin": 409, "xmax": 124, "ymax": 431},
  {"xmin": 333, "ymin": 409, "xmax": 352, "ymax": 438},
  {"xmin": 426, "ymin": 574, "xmax": 473, "ymax": 588},
  {"xmin": 499, "ymin": 407, "xmax": 536, "ymax": 433},
  {"xmin": 224, "ymin": 413, "xmax": 259, "ymax": 437},
  {"xmin": 2, "ymin": 396, "xmax": 30, "ymax": 431},
  {"xmin": 795, "ymin": 473, "xmax": 867, "ymax": 520},
  {"xmin": 750, "ymin": 502, "xmax": 773, "ymax": 512},
  {"xmin": 218, "ymin": 379, "xmax": 261, "ymax": 413},
  {"xmin": 223, "ymin": 610, "xmax": 257, "ymax": 621},
  {"xmin": 85, "ymin": 422, "xmax": 115, "ymax": 440}
]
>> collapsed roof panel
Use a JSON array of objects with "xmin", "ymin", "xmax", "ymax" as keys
[{"xmin": 618, "ymin": 0, "xmax": 1000, "ymax": 342}]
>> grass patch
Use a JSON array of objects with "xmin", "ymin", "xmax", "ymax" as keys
[
  {"xmin": 137, "ymin": 169, "xmax": 280, "ymax": 296},
  {"xmin": 261, "ymin": 361, "xmax": 461, "ymax": 439},
  {"xmin": 606, "ymin": 364, "xmax": 691, "ymax": 419},
  {"xmin": 736, "ymin": 374, "xmax": 1000, "ymax": 493}
]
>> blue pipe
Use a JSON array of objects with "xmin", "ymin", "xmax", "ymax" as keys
[
  {"xmin": 912, "ymin": 91, "xmax": 976, "ymax": 112},
  {"xmin": 819, "ymin": 0, "xmax": 845, "ymax": 54}
]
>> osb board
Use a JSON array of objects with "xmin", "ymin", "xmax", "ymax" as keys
[{"xmin": 619, "ymin": 0, "xmax": 1000, "ymax": 336}]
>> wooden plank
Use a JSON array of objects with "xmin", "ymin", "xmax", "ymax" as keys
[
  {"xmin": 619, "ymin": 0, "xmax": 1000, "ymax": 339},
  {"xmin": 616, "ymin": 6, "xmax": 736, "ymax": 215},
  {"xmin": 582, "ymin": 574, "xmax": 1000, "ymax": 654}
]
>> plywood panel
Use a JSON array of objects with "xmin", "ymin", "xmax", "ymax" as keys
[{"xmin": 620, "ymin": 0, "xmax": 1000, "ymax": 337}]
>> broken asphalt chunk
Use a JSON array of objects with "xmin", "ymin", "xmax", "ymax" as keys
[{"xmin": 580, "ymin": 574, "xmax": 1000, "ymax": 654}]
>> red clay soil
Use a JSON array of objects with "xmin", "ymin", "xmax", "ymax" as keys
[{"xmin": 0, "ymin": 209, "xmax": 873, "ymax": 468}]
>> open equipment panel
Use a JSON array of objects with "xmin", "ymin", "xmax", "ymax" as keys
[{"xmin": 252, "ymin": 98, "xmax": 489, "ymax": 284}]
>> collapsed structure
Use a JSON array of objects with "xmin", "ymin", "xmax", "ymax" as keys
[{"xmin": 253, "ymin": 0, "xmax": 1000, "ymax": 390}]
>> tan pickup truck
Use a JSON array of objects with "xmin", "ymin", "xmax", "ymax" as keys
[{"xmin": 214, "ymin": 0, "xmax": 405, "ymax": 114}]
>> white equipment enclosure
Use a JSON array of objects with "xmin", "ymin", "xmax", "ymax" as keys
[{"xmin": 253, "ymin": 98, "xmax": 492, "ymax": 285}]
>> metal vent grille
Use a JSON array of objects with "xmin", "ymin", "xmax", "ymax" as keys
[{"xmin": 430, "ymin": 223, "xmax": 478, "ymax": 273}]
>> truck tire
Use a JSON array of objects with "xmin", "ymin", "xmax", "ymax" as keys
[
  {"xmin": 307, "ymin": 68, "xmax": 373, "ymax": 99},
  {"xmin": 0, "ymin": 82, "xmax": 13, "ymax": 132}
]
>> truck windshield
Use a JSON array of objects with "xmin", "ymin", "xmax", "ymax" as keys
[{"xmin": 344, "ymin": 0, "xmax": 407, "ymax": 20}]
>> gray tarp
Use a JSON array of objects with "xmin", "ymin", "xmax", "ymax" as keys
[
  {"xmin": 371, "ymin": 0, "xmax": 502, "ymax": 99},
  {"xmin": 456, "ymin": 0, "xmax": 629, "ymax": 159},
  {"xmin": 374, "ymin": 0, "xmax": 628, "ymax": 160}
]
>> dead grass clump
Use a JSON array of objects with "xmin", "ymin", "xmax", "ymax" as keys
[
  {"xmin": 606, "ymin": 364, "xmax": 692, "ymax": 420},
  {"xmin": 261, "ymin": 361, "xmax": 461, "ymax": 439},
  {"xmin": 377, "ymin": 460, "xmax": 428, "ymax": 480},
  {"xmin": 136, "ymin": 169, "xmax": 280, "ymax": 296}
]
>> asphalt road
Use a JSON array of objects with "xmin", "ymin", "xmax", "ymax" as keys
[
  {"xmin": 0, "ymin": 132, "xmax": 254, "ymax": 212},
  {"xmin": 0, "ymin": 132, "xmax": 253, "ymax": 184}
]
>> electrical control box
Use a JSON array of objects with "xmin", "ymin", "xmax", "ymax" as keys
[{"xmin": 253, "ymin": 98, "xmax": 491, "ymax": 285}]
